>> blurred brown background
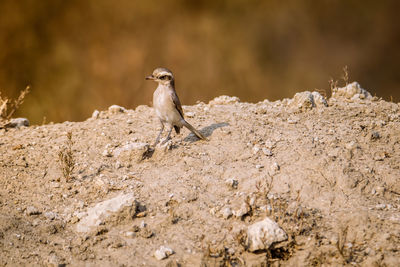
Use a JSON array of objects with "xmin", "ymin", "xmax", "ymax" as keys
[{"xmin": 1, "ymin": 0, "xmax": 399, "ymax": 124}]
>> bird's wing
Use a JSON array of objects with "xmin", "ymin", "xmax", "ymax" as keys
[{"xmin": 169, "ymin": 89, "xmax": 184, "ymax": 119}]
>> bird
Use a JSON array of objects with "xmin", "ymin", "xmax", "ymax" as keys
[{"xmin": 146, "ymin": 67, "xmax": 206, "ymax": 146}]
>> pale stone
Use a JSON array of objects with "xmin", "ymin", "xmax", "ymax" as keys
[
  {"xmin": 108, "ymin": 105, "xmax": 127, "ymax": 114},
  {"xmin": 154, "ymin": 246, "xmax": 174, "ymax": 260},
  {"xmin": 209, "ymin": 95, "xmax": 240, "ymax": 105},
  {"xmin": 76, "ymin": 193, "xmax": 136, "ymax": 232},
  {"xmin": 246, "ymin": 217, "xmax": 287, "ymax": 252},
  {"xmin": 331, "ymin": 82, "xmax": 372, "ymax": 100},
  {"xmin": 113, "ymin": 142, "xmax": 150, "ymax": 162},
  {"xmin": 288, "ymin": 91, "xmax": 328, "ymax": 112},
  {"xmin": 6, "ymin": 118, "xmax": 29, "ymax": 128}
]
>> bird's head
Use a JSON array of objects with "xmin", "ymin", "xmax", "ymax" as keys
[{"xmin": 146, "ymin": 68, "xmax": 175, "ymax": 86}]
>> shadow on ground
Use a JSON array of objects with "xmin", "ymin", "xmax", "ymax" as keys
[{"xmin": 184, "ymin": 122, "xmax": 229, "ymax": 142}]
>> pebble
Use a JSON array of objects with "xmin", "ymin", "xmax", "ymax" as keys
[
  {"xmin": 125, "ymin": 231, "xmax": 135, "ymax": 238},
  {"xmin": 26, "ymin": 206, "xmax": 41, "ymax": 216},
  {"xmin": 185, "ymin": 112, "xmax": 195, "ymax": 118},
  {"xmin": 269, "ymin": 162, "xmax": 280, "ymax": 175},
  {"xmin": 227, "ymin": 248, "xmax": 235, "ymax": 255},
  {"xmin": 6, "ymin": 118, "xmax": 29, "ymax": 128},
  {"xmin": 209, "ymin": 95, "xmax": 240, "ymax": 105},
  {"xmin": 91, "ymin": 110, "xmax": 100, "ymax": 119},
  {"xmin": 221, "ymin": 207, "xmax": 233, "ymax": 219},
  {"xmin": 233, "ymin": 202, "xmax": 250, "ymax": 218},
  {"xmin": 253, "ymin": 145, "xmax": 260, "ymax": 154},
  {"xmin": 375, "ymin": 204, "xmax": 386, "ymax": 210},
  {"xmin": 288, "ymin": 91, "xmax": 327, "ymax": 112},
  {"xmin": 114, "ymin": 142, "xmax": 150, "ymax": 162},
  {"xmin": 262, "ymin": 148, "xmax": 273, "ymax": 156},
  {"xmin": 225, "ymin": 178, "xmax": 238, "ymax": 189},
  {"xmin": 375, "ymin": 186, "xmax": 385, "ymax": 195},
  {"xmin": 209, "ymin": 207, "xmax": 218, "ymax": 215},
  {"xmin": 154, "ymin": 246, "xmax": 174, "ymax": 260},
  {"xmin": 102, "ymin": 149, "xmax": 113, "ymax": 157},
  {"xmin": 44, "ymin": 211, "xmax": 56, "ymax": 220},
  {"xmin": 265, "ymin": 140, "xmax": 276, "ymax": 150},
  {"xmin": 108, "ymin": 105, "xmax": 127, "ymax": 114},
  {"xmin": 370, "ymin": 131, "xmax": 381, "ymax": 140}
]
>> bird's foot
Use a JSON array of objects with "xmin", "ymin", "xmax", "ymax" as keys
[
  {"xmin": 160, "ymin": 137, "xmax": 171, "ymax": 145},
  {"xmin": 157, "ymin": 138, "xmax": 173, "ymax": 151}
]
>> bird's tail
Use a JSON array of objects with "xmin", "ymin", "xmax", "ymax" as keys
[{"xmin": 182, "ymin": 120, "xmax": 207, "ymax": 140}]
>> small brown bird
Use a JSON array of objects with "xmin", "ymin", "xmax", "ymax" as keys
[{"xmin": 146, "ymin": 68, "xmax": 206, "ymax": 146}]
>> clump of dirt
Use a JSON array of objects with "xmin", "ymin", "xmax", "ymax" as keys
[{"xmin": 1, "ymin": 82, "xmax": 399, "ymax": 266}]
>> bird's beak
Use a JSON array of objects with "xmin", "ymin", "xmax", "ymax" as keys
[{"xmin": 145, "ymin": 75, "xmax": 155, "ymax": 80}]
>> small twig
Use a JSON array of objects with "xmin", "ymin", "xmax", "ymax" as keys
[
  {"xmin": 342, "ymin": 65, "xmax": 349, "ymax": 86},
  {"xmin": 336, "ymin": 225, "xmax": 351, "ymax": 263}
]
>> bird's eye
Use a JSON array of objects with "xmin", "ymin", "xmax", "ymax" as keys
[{"xmin": 159, "ymin": 75, "xmax": 166, "ymax": 80}]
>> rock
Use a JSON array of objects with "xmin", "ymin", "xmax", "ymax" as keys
[
  {"xmin": 139, "ymin": 228, "xmax": 154, "ymax": 238},
  {"xmin": 209, "ymin": 95, "xmax": 240, "ymax": 105},
  {"xmin": 253, "ymin": 145, "xmax": 261, "ymax": 154},
  {"xmin": 288, "ymin": 91, "xmax": 328, "ymax": 112},
  {"xmin": 154, "ymin": 246, "xmax": 174, "ymax": 260},
  {"xmin": 370, "ymin": 131, "xmax": 381, "ymax": 140},
  {"xmin": 113, "ymin": 142, "xmax": 150, "ymax": 162},
  {"xmin": 246, "ymin": 217, "xmax": 287, "ymax": 252},
  {"xmin": 209, "ymin": 207, "xmax": 218, "ymax": 215},
  {"xmin": 227, "ymin": 247, "xmax": 235, "ymax": 255},
  {"xmin": 375, "ymin": 204, "xmax": 386, "ymax": 210},
  {"xmin": 265, "ymin": 140, "xmax": 276, "ymax": 150},
  {"xmin": 125, "ymin": 231, "xmax": 136, "ymax": 238},
  {"xmin": 6, "ymin": 118, "xmax": 29, "ymax": 128},
  {"xmin": 102, "ymin": 149, "xmax": 113, "ymax": 157},
  {"xmin": 269, "ymin": 162, "xmax": 280, "ymax": 175},
  {"xmin": 108, "ymin": 105, "xmax": 127, "ymax": 114},
  {"xmin": 262, "ymin": 148, "xmax": 273, "ymax": 156},
  {"xmin": 221, "ymin": 207, "xmax": 233, "ymax": 219},
  {"xmin": 26, "ymin": 206, "xmax": 41, "ymax": 215},
  {"xmin": 91, "ymin": 110, "xmax": 100, "ymax": 119},
  {"xmin": 375, "ymin": 186, "xmax": 386, "ymax": 196},
  {"xmin": 373, "ymin": 151, "xmax": 386, "ymax": 161},
  {"xmin": 312, "ymin": 92, "xmax": 328, "ymax": 107},
  {"xmin": 225, "ymin": 178, "xmax": 238, "ymax": 189},
  {"xmin": 76, "ymin": 193, "xmax": 136, "ymax": 232},
  {"xmin": 91, "ymin": 110, "xmax": 101, "ymax": 119},
  {"xmin": 233, "ymin": 202, "xmax": 250, "ymax": 218},
  {"xmin": 331, "ymin": 82, "xmax": 372, "ymax": 100},
  {"xmin": 185, "ymin": 111, "xmax": 195, "ymax": 118},
  {"xmin": 44, "ymin": 211, "xmax": 56, "ymax": 220}
]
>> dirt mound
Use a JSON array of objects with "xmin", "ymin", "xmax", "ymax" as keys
[{"xmin": 1, "ymin": 82, "xmax": 399, "ymax": 266}]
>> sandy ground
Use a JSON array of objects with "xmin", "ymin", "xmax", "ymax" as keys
[{"xmin": 1, "ymin": 82, "xmax": 400, "ymax": 266}]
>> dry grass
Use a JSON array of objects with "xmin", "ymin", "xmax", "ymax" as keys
[
  {"xmin": 336, "ymin": 225, "xmax": 354, "ymax": 264},
  {"xmin": 58, "ymin": 131, "xmax": 75, "ymax": 182},
  {"xmin": 329, "ymin": 66, "xmax": 351, "ymax": 96},
  {"xmin": 0, "ymin": 86, "xmax": 30, "ymax": 120},
  {"xmin": 342, "ymin": 65, "xmax": 349, "ymax": 86}
]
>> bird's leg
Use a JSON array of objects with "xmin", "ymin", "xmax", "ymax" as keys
[
  {"xmin": 153, "ymin": 120, "xmax": 164, "ymax": 147},
  {"xmin": 161, "ymin": 126, "xmax": 173, "ymax": 145}
]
